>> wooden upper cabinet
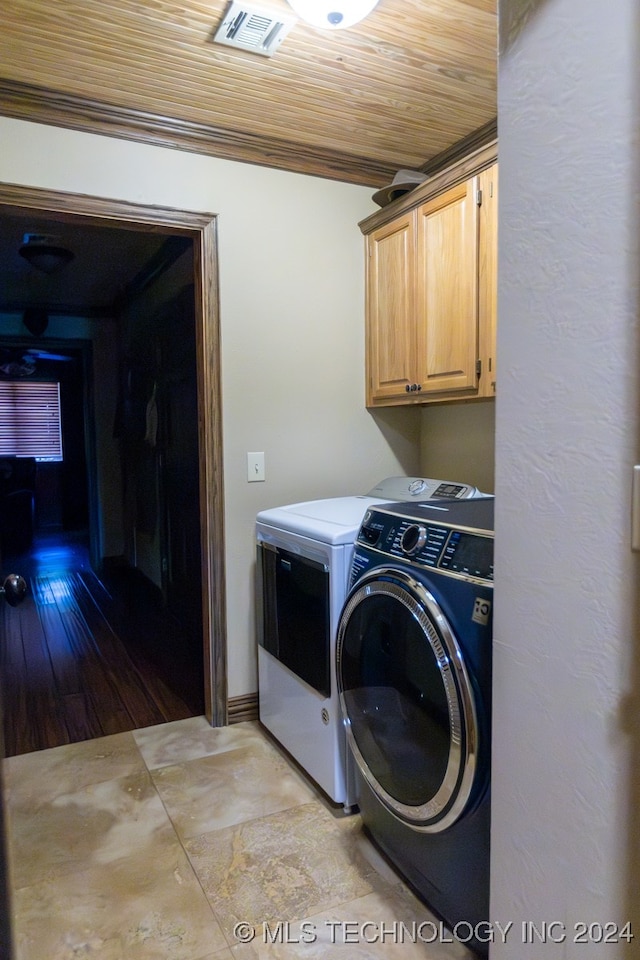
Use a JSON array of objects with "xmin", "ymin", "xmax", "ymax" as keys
[
  {"xmin": 363, "ymin": 158, "xmax": 498, "ymax": 407},
  {"xmin": 477, "ymin": 163, "xmax": 498, "ymax": 398},
  {"xmin": 416, "ymin": 177, "xmax": 479, "ymax": 395},
  {"xmin": 365, "ymin": 211, "xmax": 416, "ymax": 403}
]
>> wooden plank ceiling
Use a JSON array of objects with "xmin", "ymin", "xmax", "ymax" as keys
[{"xmin": 0, "ymin": 0, "xmax": 496, "ymax": 187}]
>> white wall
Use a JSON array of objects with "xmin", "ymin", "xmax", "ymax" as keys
[
  {"xmin": 0, "ymin": 117, "xmax": 421, "ymax": 697},
  {"xmin": 492, "ymin": 0, "xmax": 640, "ymax": 953},
  {"xmin": 420, "ymin": 399, "xmax": 495, "ymax": 493}
]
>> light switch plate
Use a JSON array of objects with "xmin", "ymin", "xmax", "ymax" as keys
[{"xmin": 247, "ymin": 452, "xmax": 265, "ymax": 482}]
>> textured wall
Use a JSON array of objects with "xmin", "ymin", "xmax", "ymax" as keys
[{"xmin": 492, "ymin": 0, "xmax": 640, "ymax": 954}]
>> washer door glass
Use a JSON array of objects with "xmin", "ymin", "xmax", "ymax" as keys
[{"xmin": 338, "ymin": 570, "xmax": 478, "ymax": 831}]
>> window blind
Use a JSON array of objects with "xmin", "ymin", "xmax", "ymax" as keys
[{"xmin": 0, "ymin": 381, "xmax": 63, "ymax": 461}]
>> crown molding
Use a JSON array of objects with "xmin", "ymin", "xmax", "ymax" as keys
[{"xmin": 0, "ymin": 79, "xmax": 396, "ymax": 188}]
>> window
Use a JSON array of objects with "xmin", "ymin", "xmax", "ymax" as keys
[{"xmin": 0, "ymin": 381, "xmax": 63, "ymax": 461}]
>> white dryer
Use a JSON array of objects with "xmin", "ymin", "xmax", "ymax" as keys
[{"xmin": 256, "ymin": 476, "xmax": 485, "ymax": 810}]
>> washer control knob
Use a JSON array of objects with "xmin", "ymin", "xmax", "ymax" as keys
[{"xmin": 400, "ymin": 524, "xmax": 427, "ymax": 555}]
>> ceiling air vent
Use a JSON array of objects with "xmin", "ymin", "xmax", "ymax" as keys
[{"xmin": 212, "ymin": 1, "xmax": 297, "ymax": 57}]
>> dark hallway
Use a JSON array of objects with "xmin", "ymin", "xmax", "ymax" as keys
[
  {"xmin": 0, "ymin": 211, "xmax": 219, "ymax": 756},
  {"xmin": 0, "ymin": 530, "xmax": 203, "ymax": 757}
]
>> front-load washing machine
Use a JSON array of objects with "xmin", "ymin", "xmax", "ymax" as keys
[
  {"xmin": 256, "ymin": 476, "xmax": 485, "ymax": 810},
  {"xmin": 336, "ymin": 497, "xmax": 494, "ymax": 956}
]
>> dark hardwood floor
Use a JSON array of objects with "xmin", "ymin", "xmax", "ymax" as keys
[{"xmin": 0, "ymin": 532, "xmax": 203, "ymax": 757}]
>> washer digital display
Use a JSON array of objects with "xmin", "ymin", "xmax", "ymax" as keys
[{"xmin": 441, "ymin": 532, "xmax": 493, "ymax": 579}]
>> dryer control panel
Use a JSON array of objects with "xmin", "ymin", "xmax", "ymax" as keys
[{"xmin": 353, "ymin": 503, "xmax": 494, "ymax": 585}]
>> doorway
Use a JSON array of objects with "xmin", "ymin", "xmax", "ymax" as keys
[{"xmin": 0, "ymin": 182, "xmax": 227, "ymax": 733}]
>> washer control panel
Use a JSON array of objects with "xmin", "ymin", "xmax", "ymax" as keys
[
  {"xmin": 353, "ymin": 506, "xmax": 494, "ymax": 584},
  {"xmin": 365, "ymin": 476, "xmax": 479, "ymax": 501}
]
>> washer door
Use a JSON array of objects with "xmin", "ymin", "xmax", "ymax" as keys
[{"xmin": 337, "ymin": 567, "xmax": 480, "ymax": 833}]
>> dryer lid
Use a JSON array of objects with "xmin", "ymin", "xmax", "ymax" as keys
[
  {"xmin": 256, "ymin": 495, "xmax": 380, "ymax": 544},
  {"xmin": 255, "ymin": 477, "xmax": 481, "ymax": 546}
]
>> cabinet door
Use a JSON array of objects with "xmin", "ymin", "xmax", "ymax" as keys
[
  {"xmin": 365, "ymin": 212, "xmax": 417, "ymax": 405},
  {"xmin": 416, "ymin": 178, "xmax": 479, "ymax": 395},
  {"xmin": 478, "ymin": 163, "xmax": 498, "ymax": 397}
]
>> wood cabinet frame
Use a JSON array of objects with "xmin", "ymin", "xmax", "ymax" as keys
[{"xmin": 361, "ymin": 142, "xmax": 498, "ymax": 408}]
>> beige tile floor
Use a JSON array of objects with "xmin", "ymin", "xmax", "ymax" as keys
[{"xmin": 3, "ymin": 717, "xmax": 475, "ymax": 960}]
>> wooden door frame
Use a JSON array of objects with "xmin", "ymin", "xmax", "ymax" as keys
[{"xmin": 0, "ymin": 182, "xmax": 227, "ymax": 727}]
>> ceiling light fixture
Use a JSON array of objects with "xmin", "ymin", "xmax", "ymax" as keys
[
  {"xmin": 18, "ymin": 234, "xmax": 75, "ymax": 275},
  {"xmin": 22, "ymin": 308, "xmax": 49, "ymax": 338},
  {"xmin": 286, "ymin": 0, "xmax": 379, "ymax": 29}
]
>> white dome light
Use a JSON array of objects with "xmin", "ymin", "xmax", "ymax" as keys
[{"xmin": 287, "ymin": 0, "xmax": 379, "ymax": 29}]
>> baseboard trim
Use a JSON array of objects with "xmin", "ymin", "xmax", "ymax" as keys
[{"xmin": 227, "ymin": 693, "xmax": 259, "ymax": 724}]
